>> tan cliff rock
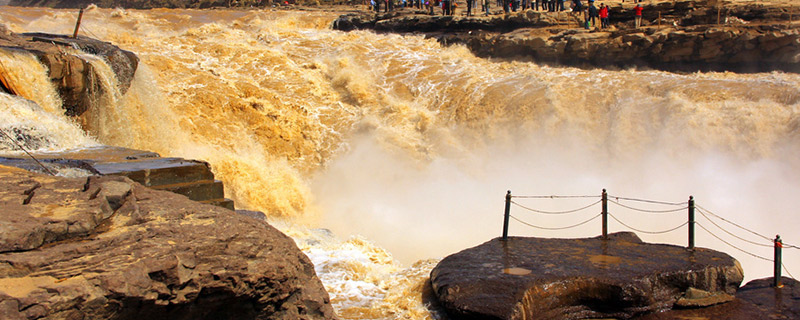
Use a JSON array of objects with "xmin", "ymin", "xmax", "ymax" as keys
[{"xmin": 0, "ymin": 165, "xmax": 337, "ymax": 320}]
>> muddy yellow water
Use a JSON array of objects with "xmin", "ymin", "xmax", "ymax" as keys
[{"xmin": 1, "ymin": 6, "xmax": 799, "ymax": 319}]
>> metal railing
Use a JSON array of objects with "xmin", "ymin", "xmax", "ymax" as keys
[{"xmin": 501, "ymin": 189, "xmax": 797, "ymax": 288}]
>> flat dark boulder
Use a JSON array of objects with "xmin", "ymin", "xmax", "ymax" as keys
[{"xmin": 430, "ymin": 232, "xmax": 743, "ymax": 320}]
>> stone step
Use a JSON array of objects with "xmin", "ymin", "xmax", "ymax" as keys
[
  {"xmin": 0, "ymin": 146, "xmax": 235, "ymax": 211},
  {"xmin": 92, "ymin": 158, "xmax": 214, "ymax": 187},
  {"xmin": 200, "ymin": 198, "xmax": 235, "ymax": 211},
  {"xmin": 151, "ymin": 180, "xmax": 225, "ymax": 202}
]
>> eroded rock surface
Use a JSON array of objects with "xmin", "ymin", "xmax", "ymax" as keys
[
  {"xmin": 430, "ymin": 232, "xmax": 743, "ymax": 320},
  {"xmin": 0, "ymin": 165, "xmax": 336, "ymax": 320}
]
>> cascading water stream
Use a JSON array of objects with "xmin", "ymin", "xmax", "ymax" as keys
[{"xmin": 1, "ymin": 6, "xmax": 799, "ymax": 319}]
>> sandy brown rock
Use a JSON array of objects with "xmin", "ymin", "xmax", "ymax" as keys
[
  {"xmin": 430, "ymin": 232, "xmax": 743, "ymax": 320},
  {"xmin": 0, "ymin": 165, "xmax": 337, "ymax": 320}
]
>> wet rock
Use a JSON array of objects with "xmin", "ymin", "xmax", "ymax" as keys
[
  {"xmin": 734, "ymin": 277, "xmax": 800, "ymax": 319},
  {"xmin": 430, "ymin": 232, "xmax": 743, "ymax": 320},
  {"xmin": 0, "ymin": 166, "xmax": 337, "ymax": 320},
  {"xmin": 637, "ymin": 277, "xmax": 800, "ymax": 319},
  {"xmin": 675, "ymin": 287, "xmax": 735, "ymax": 308}
]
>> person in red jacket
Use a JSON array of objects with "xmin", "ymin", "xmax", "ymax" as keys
[
  {"xmin": 634, "ymin": 4, "xmax": 643, "ymax": 28},
  {"xmin": 599, "ymin": 3, "xmax": 609, "ymax": 28}
]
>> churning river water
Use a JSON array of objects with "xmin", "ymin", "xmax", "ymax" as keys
[{"xmin": 1, "ymin": 6, "xmax": 799, "ymax": 318}]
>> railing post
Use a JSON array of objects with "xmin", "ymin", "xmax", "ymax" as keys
[
  {"xmin": 774, "ymin": 235, "xmax": 783, "ymax": 287},
  {"xmin": 601, "ymin": 189, "xmax": 608, "ymax": 239},
  {"xmin": 72, "ymin": 8, "xmax": 85, "ymax": 39},
  {"xmin": 502, "ymin": 190, "xmax": 511, "ymax": 241},
  {"xmin": 688, "ymin": 196, "xmax": 695, "ymax": 249}
]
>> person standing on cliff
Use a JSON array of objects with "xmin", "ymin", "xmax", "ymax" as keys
[
  {"xmin": 587, "ymin": 0, "xmax": 598, "ymax": 28},
  {"xmin": 634, "ymin": 3, "xmax": 642, "ymax": 28},
  {"xmin": 599, "ymin": 3, "xmax": 609, "ymax": 28}
]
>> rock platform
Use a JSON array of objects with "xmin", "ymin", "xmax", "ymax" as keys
[
  {"xmin": 430, "ymin": 232, "xmax": 744, "ymax": 319},
  {"xmin": 0, "ymin": 165, "xmax": 337, "ymax": 320}
]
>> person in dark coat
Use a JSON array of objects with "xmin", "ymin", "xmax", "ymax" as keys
[
  {"xmin": 571, "ymin": 0, "xmax": 583, "ymax": 12},
  {"xmin": 587, "ymin": 0, "xmax": 598, "ymax": 27}
]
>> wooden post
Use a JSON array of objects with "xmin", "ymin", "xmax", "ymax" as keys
[
  {"xmin": 601, "ymin": 189, "xmax": 608, "ymax": 239},
  {"xmin": 502, "ymin": 190, "xmax": 511, "ymax": 240},
  {"xmin": 688, "ymin": 196, "xmax": 695, "ymax": 249},
  {"xmin": 717, "ymin": 6, "xmax": 721, "ymax": 25},
  {"xmin": 658, "ymin": 11, "xmax": 661, "ymax": 29},
  {"xmin": 72, "ymin": 8, "xmax": 84, "ymax": 38},
  {"xmin": 774, "ymin": 235, "xmax": 783, "ymax": 287}
]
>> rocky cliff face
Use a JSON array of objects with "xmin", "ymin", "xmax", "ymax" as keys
[
  {"xmin": 440, "ymin": 24, "xmax": 799, "ymax": 73},
  {"xmin": 0, "ymin": 27, "xmax": 138, "ymax": 116},
  {"xmin": 0, "ymin": 165, "xmax": 337, "ymax": 320},
  {"xmin": 332, "ymin": 1, "xmax": 800, "ymax": 73}
]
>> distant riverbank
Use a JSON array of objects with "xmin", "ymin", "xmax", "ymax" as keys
[{"xmin": 332, "ymin": 0, "xmax": 800, "ymax": 72}]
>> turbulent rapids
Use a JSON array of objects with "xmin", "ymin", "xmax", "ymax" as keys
[{"xmin": 1, "ymin": 6, "xmax": 800, "ymax": 319}]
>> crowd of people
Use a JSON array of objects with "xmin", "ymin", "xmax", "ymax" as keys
[{"xmin": 369, "ymin": 0, "xmax": 646, "ymax": 30}]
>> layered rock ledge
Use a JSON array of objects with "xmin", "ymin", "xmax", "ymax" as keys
[
  {"xmin": 0, "ymin": 146, "xmax": 235, "ymax": 210},
  {"xmin": 0, "ymin": 165, "xmax": 337, "ymax": 320},
  {"xmin": 332, "ymin": 0, "xmax": 800, "ymax": 73},
  {"xmin": 429, "ymin": 232, "xmax": 744, "ymax": 319}
]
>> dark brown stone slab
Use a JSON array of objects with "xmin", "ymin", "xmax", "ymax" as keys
[
  {"xmin": 430, "ymin": 232, "xmax": 743, "ymax": 320},
  {"xmin": 637, "ymin": 277, "xmax": 800, "ymax": 320}
]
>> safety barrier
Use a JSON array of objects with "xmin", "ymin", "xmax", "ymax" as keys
[{"xmin": 501, "ymin": 189, "xmax": 798, "ymax": 288}]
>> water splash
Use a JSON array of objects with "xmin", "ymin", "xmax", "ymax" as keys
[
  {"xmin": 0, "ymin": 48, "xmax": 97, "ymax": 154},
  {"xmin": 2, "ymin": 7, "xmax": 799, "ymax": 319}
]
